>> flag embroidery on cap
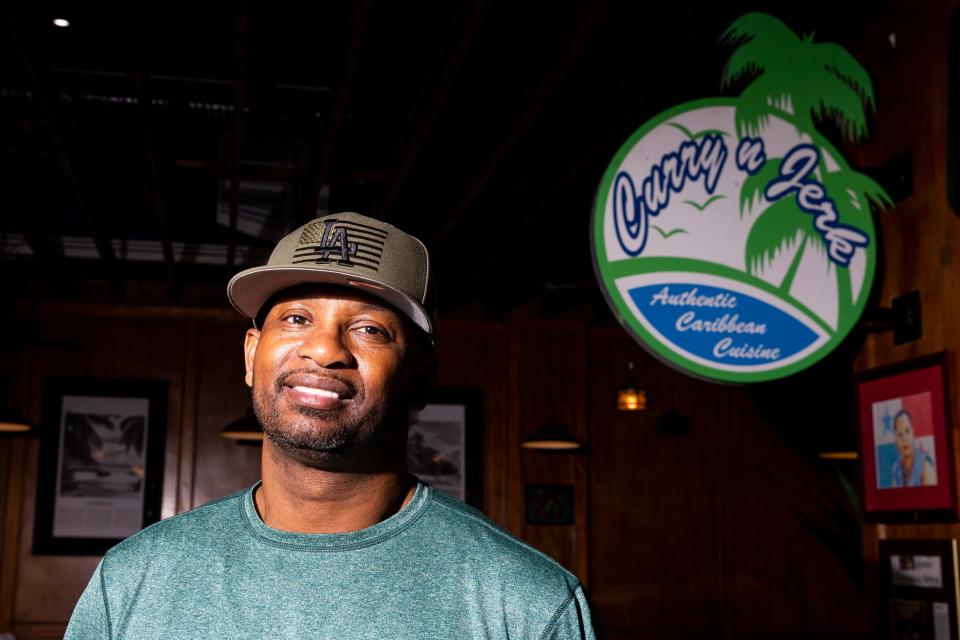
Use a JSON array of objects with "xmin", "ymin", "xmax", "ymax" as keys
[{"xmin": 293, "ymin": 219, "xmax": 386, "ymax": 270}]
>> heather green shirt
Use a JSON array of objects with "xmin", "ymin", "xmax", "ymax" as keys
[{"xmin": 65, "ymin": 481, "xmax": 594, "ymax": 639}]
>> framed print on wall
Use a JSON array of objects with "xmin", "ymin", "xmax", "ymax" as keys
[
  {"xmin": 857, "ymin": 353, "xmax": 956, "ymax": 518},
  {"xmin": 407, "ymin": 387, "xmax": 483, "ymax": 509},
  {"xmin": 33, "ymin": 377, "xmax": 168, "ymax": 555},
  {"xmin": 879, "ymin": 539, "xmax": 960, "ymax": 639}
]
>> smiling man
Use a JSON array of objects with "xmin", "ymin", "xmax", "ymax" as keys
[{"xmin": 65, "ymin": 212, "xmax": 595, "ymax": 639}]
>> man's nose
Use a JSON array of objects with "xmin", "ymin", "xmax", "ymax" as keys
[{"xmin": 296, "ymin": 324, "xmax": 355, "ymax": 368}]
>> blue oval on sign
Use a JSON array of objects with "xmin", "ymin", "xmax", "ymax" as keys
[{"xmin": 628, "ymin": 283, "xmax": 821, "ymax": 367}]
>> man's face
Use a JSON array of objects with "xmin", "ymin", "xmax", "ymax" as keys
[
  {"xmin": 894, "ymin": 413, "xmax": 915, "ymax": 458},
  {"xmin": 243, "ymin": 285, "xmax": 430, "ymax": 468}
]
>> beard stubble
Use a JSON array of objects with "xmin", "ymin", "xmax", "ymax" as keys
[{"xmin": 252, "ymin": 369, "xmax": 407, "ymax": 465}]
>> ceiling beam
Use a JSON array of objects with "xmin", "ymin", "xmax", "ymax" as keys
[
  {"xmin": 134, "ymin": 70, "xmax": 178, "ymax": 298},
  {"xmin": 5, "ymin": 17, "xmax": 122, "ymax": 295},
  {"xmin": 378, "ymin": 2, "xmax": 488, "ymax": 219},
  {"xmin": 428, "ymin": 3, "xmax": 608, "ymax": 250},
  {"xmin": 301, "ymin": 0, "xmax": 372, "ymax": 223},
  {"xmin": 175, "ymin": 159, "xmax": 298, "ymax": 182},
  {"xmin": 227, "ymin": 1, "xmax": 249, "ymax": 268}
]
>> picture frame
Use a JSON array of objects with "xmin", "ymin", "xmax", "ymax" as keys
[
  {"xmin": 856, "ymin": 352, "xmax": 956, "ymax": 519},
  {"xmin": 407, "ymin": 387, "xmax": 483, "ymax": 509},
  {"xmin": 879, "ymin": 538, "xmax": 960, "ymax": 639},
  {"xmin": 524, "ymin": 484, "xmax": 575, "ymax": 525},
  {"xmin": 33, "ymin": 377, "xmax": 168, "ymax": 555}
]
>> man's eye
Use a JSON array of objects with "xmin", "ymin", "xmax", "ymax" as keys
[
  {"xmin": 358, "ymin": 325, "xmax": 387, "ymax": 337},
  {"xmin": 284, "ymin": 314, "xmax": 308, "ymax": 325}
]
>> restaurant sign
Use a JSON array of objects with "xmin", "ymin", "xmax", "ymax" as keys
[{"xmin": 591, "ymin": 13, "xmax": 890, "ymax": 383}]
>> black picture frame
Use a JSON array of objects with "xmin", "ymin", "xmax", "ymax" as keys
[
  {"xmin": 407, "ymin": 387, "xmax": 483, "ymax": 510},
  {"xmin": 879, "ymin": 538, "xmax": 960, "ymax": 639},
  {"xmin": 524, "ymin": 485, "xmax": 575, "ymax": 525},
  {"xmin": 33, "ymin": 377, "xmax": 168, "ymax": 556}
]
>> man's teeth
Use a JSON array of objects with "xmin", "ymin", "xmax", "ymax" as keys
[{"xmin": 291, "ymin": 386, "xmax": 339, "ymax": 399}]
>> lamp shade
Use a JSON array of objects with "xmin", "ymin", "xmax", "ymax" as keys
[
  {"xmin": 0, "ymin": 407, "xmax": 34, "ymax": 435},
  {"xmin": 521, "ymin": 425, "xmax": 583, "ymax": 451},
  {"xmin": 818, "ymin": 451, "xmax": 858, "ymax": 461},
  {"xmin": 221, "ymin": 408, "xmax": 263, "ymax": 442}
]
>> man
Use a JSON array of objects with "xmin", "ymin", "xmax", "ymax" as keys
[{"xmin": 66, "ymin": 212, "xmax": 594, "ymax": 639}]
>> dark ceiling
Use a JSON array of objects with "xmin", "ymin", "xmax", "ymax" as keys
[{"xmin": 0, "ymin": 1, "xmax": 888, "ymax": 320}]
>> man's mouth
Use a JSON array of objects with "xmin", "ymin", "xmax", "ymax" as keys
[{"xmin": 278, "ymin": 372, "xmax": 356, "ymax": 409}]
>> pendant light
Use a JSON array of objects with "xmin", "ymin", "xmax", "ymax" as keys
[
  {"xmin": 221, "ymin": 407, "xmax": 263, "ymax": 443},
  {"xmin": 617, "ymin": 362, "xmax": 647, "ymax": 411},
  {"xmin": 521, "ymin": 424, "xmax": 584, "ymax": 451}
]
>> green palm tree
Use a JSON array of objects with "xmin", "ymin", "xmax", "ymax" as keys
[
  {"xmin": 742, "ymin": 160, "xmax": 890, "ymax": 321},
  {"xmin": 724, "ymin": 12, "xmax": 891, "ymax": 329},
  {"xmin": 721, "ymin": 13, "xmax": 875, "ymax": 141}
]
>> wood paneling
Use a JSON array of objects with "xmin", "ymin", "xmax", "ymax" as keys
[
  {"xmin": 588, "ymin": 332, "xmax": 725, "ymax": 635},
  {"xmin": 0, "ymin": 438, "xmax": 25, "ymax": 632},
  {"xmin": 848, "ymin": 0, "xmax": 960, "ymax": 635},
  {"xmin": 12, "ymin": 316, "xmax": 186, "ymax": 626},
  {"xmin": 587, "ymin": 329, "xmax": 869, "ymax": 638},
  {"xmin": 190, "ymin": 321, "xmax": 261, "ymax": 508},
  {"xmin": 508, "ymin": 320, "xmax": 589, "ymax": 579},
  {"xmin": 434, "ymin": 321, "xmax": 509, "ymax": 525}
]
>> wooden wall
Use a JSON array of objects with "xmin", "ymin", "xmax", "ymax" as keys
[
  {"xmin": 0, "ymin": 306, "xmax": 869, "ymax": 639},
  {"xmin": 846, "ymin": 0, "xmax": 960, "ymax": 635}
]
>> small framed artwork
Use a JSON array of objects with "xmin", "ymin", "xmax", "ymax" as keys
[
  {"xmin": 33, "ymin": 377, "xmax": 168, "ymax": 555},
  {"xmin": 407, "ymin": 387, "xmax": 483, "ymax": 509},
  {"xmin": 857, "ymin": 353, "xmax": 955, "ymax": 518},
  {"xmin": 879, "ymin": 539, "xmax": 960, "ymax": 639},
  {"xmin": 525, "ymin": 485, "xmax": 575, "ymax": 525}
]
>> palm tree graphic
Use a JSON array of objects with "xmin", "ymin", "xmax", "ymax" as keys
[
  {"xmin": 722, "ymin": 12, "xmax": 891, "ymax": 329},
  {"xmin": 721, "ymin": 13, "xmax": 875, "ymax": 141}
]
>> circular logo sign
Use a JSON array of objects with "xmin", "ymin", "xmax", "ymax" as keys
[{"xmin": 592, "ymin": 99, "xmax": 879, "ymax": 383}]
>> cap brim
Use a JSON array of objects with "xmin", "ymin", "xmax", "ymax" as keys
[{"xmin": 227, "ymin": 266, "xmax": 433, "ymax": 335}]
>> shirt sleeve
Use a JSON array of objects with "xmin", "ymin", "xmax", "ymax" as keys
[
  {"xmin": 65, "ymin": 561, "xmax": 110, "ymax": 640},
  {"xmin": 542, "ymin": 584, "xmax": 596, "ymax": 640}
]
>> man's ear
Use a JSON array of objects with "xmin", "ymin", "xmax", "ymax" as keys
[
  {"xmin": 243, "ymin": 328, "xmax": 260, "ymax": 388},
  {"xmin": 409, "ymin": 350, "xmax": 438, "ymax": 412}
]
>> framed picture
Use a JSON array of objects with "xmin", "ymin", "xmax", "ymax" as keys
[
  {"xmin": 33, "ymin": 377, "xmax": 168, "ymax": 555},
  {"xmin": 407, "ymin": 387, "xmax": 483, "ymax": 509},
  {"xmin": 879, "ymin": 539, "xmax": 960, "ymax": 639},
  {"xmin": 525, "ymin": 485, "xmax": 575, "ymax": 525},
  {"xmin": 857, "ymin": 353, "xmax": 955, "ymax": 518}
]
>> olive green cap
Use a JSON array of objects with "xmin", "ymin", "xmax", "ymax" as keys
[{"xmin": 227, "ymin": 212, "xmax": 435, "ymax": 336}]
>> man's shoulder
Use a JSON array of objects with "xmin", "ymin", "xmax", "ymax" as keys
[
  {"xmin": 423, "ymin": 489, "xmax": 581, "ymax": 590},
  {"xmin": 102, "ymin": 487, "xmax": 248, "ymax": 568}
]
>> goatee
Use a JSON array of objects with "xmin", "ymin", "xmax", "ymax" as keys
[{"xmin": 251, "ymin": 369, "xmax": 406, "ymax": 466}]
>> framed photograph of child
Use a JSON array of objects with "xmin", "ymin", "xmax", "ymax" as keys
[{"xmin": 857, "ymin": 352, "xmax": 955, "ymax": 518}]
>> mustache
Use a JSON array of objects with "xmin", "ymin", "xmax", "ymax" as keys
[{"xmin": 273, "ymin": 368, "xmax": 358, "ymax": 397}]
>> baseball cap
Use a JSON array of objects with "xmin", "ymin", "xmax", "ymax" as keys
[{"xmin": 227, "ymin": 212, "xmax": 436, "ymax": 337}]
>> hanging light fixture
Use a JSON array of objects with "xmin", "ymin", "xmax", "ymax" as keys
[
  {"xmin": 221, "ymin": 407, "xmax": 263, "ymax": 443},
  {"xmin": 617, "ymin": 362, "xmax": 647, "ymax": 411},
  {"xmin": 0, "ymin": 407, "xmax": 34, "ymax": 435},
  {"xmin": 521, "ymin": 424, "xmax": 584, "ymax": 451},
  {"xmin": 0, "ymin": 376, "xmax": 33, "ymax": 435},
  {"xmin": 818, "ymin": 451, "xmax": 859, "ymax": 461}
]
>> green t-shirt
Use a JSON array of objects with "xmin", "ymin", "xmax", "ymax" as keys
[{"xmin": 65, "ymin": 481, "xmax": 594, "ymax": 639}]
